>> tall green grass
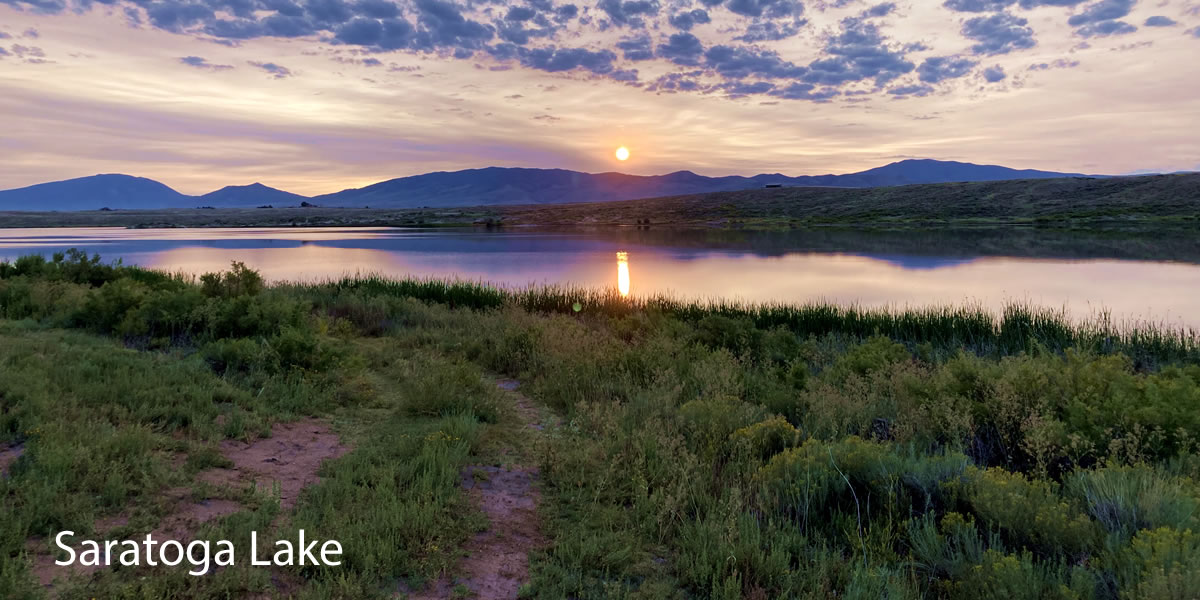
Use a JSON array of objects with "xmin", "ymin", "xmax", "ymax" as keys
[{"xmin": 283, "ymin": 272, "xmax": 1200, "ymax": 369}]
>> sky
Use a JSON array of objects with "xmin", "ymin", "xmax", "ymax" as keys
[{"xmin": 0, "ymin": 0, "xmax": 1198, "ymax": 195}]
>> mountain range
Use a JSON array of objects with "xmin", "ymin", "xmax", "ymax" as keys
[{"xmin": 0, "ymin": 159, "xmax": 1098, "ymax": 212}]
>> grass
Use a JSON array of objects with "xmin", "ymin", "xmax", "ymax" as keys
[
  {"xmin": 0, "ymin": 172, "xmax": 1197, "ymax": 230},
  {"xmin": 1, "ymin": 250, "xmax": 1200, "ymax": 599}
]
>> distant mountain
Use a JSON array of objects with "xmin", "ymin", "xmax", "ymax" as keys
[
  {"xmin": 815, "ymin": 159, "xmax": 1085, "ymax": 187},
  {"xmin": 312, "ymin": 159, "xmax": 1093, "ymax": 208},
  {"xmin": 0, "ymin": 174, "xmax": 193, "ymax": 211},
  {"xmin": 0, "ymin": 160, "xmax": 1096, "ymax": 211},
  {"xmin": 199, "ymin": 183, "xmax": 307, "ymax": 207},
  {"xmin": 0, "ymin": 176, "xmax": 304, "ymax": 211}
]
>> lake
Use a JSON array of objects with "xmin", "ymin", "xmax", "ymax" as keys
[{"xmin": 2, "ymin": 226, "xmax": 1199, "ymax": 330}]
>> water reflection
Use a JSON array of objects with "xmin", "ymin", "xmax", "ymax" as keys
[
  {"xmin": 617, "ymin": 251, "xmax": 630, "ymax": 297},
  {"xmin": 1, "ymin": 226, "xmax": 1198, "ymax": 329}
]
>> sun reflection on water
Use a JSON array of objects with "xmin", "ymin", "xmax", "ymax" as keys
[{"xmin": 617, "ymin": 251, "xmax": 630, "ymax": 296}]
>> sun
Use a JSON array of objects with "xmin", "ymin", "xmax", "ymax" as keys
[{"xmin": 615, "ymin": 146, "xmax": 630, "ymax": 161}]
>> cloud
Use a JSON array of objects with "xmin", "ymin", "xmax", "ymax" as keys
[
  {"xmin": 943, "ymin": 0, "xmax": 1017, "ymax": 11},
  {"xmin": 725, "ymin": 0, "xmax": 804, "ymax": 18},
  {"xmin": 803, "ymin": 17, "xmax": 914, "ymax": 86},
  {"xmin": 1075, "ymin": 19, "xmax": 1136, "ymax": 37},
  {"xmin": 597, "ymin": 0, "xmax": 659, "ymax": 28},
  {"xmin": 983, "ymin": 64, "xmax": 1006, "ymax": 81},
  {"xmin": 9, "ymin": 44, "xmax": 46, "ymax": 58},
  {"xmin": 668, "ymin": 9, "xmax": 710, "ymax": 30},
  {"xmin": 769, "ymin": 81, "xmax": 838, "ymax": 100},
  {"xmin": 704, "ymin": 44, "xmax": 807, "ymax": 79},
  {"xmin": 1066, "ymin": 0, "xmax": 1134, "ymax": 26},
  {"xmin": 646, "ymin": 71, "xmax": 705, "ymax": 92},
  {"xmin": 717, "ymin": 80, "xmax": 775, "ymax": 96},
  {"xmin": 0, "ymin": 0, "xmax": 68, "ymax": 14},
  {"xmin": 861, "ymin": 2, "xmax": 895, "ymax": 17},
  {"xmin": 1143, "ymin": 16, "xmax": 1177, "ymax": 27},
  {"xmin": 519, "ymin": 46, "xmax": 617, "ymax": 73},
  {"xmin": 1, "ymin": 0, "xmax": 1170, "ymax": 105},
  {"xmin": 179, "ymin": 55, "xmax": 234, "ymax": 70},
  {"xmin": 916, "ymin": 55, "xmax": 977, "ymax": 83},
  {"xmin": 735, "ymin": 19, "xmax": 805, "ymax": 41},
  {"xmin": 248, "ymin": 60, "xmax": 293, "ymax": 77},
  {"xmin": 888, "ymin": 83, "xmax": 934, "ymax": 97},
  {"xmin": 1028, "ymin": 57, "xmax": 1079, "ymax": 69},
  {"xmin": 1018, "ymin": 0, "xmax": 1088, "ymax": 7},
  {"xmin": 23, "ymin": 28, "xmax": 39, "ymax": 38},
  {"xmin": 505, "ymin": 6, "xmax": 536, "ymax": 22},
  {"xmin": 413, "ymin": 0, "xmax": 494, "ymax": 52},
  {"xmin": 1189, "ymin": 26, "xmax": 1200, "ymax": 37},
  {"xmin": 0, "ymin": 46, "xmax": 8, "ymax": 56},
  {"xmin": 962, "ymin": 12, "xmax": 1036, "ymax": 55},
  {"xmin": 1065, "ymin": 0, "xmax": 1137, "ymax": 37},
  {"xmin": 615, "ymin": 34, "xmax": 653, "ymax": 60},
  {"xmin": 0, "ymin": 32, "xmax": 10, "ymax": 40},
  {"xmin": 657, "ymin": 31, "xmax": 704, "ymax": 66}
]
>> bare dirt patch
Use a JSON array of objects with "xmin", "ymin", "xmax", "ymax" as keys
[
  {"xmin": 409, "ymin": 380, "xmax": 547, "ymax": 600},
  {"xmin": 26, "ymin": 418, "xmax": 346, "ymax": 594},
  {"xmin": 199, "ymin": 417, "xmax": 348, "ymax": 511},
  {"xmin": 0, "ymin": 442, "xmax": 24, "ymax": 477}
]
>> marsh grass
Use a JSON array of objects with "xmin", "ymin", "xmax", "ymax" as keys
[{"xmin": 2, "ymin": 251, "xmax": 1200, "ymax": 599}]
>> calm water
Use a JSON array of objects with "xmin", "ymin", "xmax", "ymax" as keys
[{"xmin": 2, "ymin": 226, "xmax": 1199, "ymax": 329}]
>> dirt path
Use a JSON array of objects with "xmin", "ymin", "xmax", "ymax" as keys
[{"xmin": 409, "ymin": 378, "xmax": 547, "ymax": 600}]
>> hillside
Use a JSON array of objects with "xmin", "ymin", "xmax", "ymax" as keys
[
  {"xmin": 199, "ymin": 183, "xmax": 308, "ymax": 207},
  {"xmin": 312, "ymin": 159, "xmax": 1089, "ymax": 208},
  {"xmin": 1, "ymin": 173, "xmax": 1195, "ymax": 230},
  {"xmin": 0, "ymin": 159, "xmax": 1091, "ymax": 211},
  {"xmin": 0, "ymin": 174, "xmax": 192, "ymax": 211}
]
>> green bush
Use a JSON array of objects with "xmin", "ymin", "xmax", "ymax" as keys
[
  {"xmin": 1066, "ymin": 465, "xmax": 1198, "ymax": 538},
  {"xmin": 824, "ymin": 336, "xmax": 912, "ymax": 383},
  {"xmin": 1119, "ymin": 527, "xmax": 1200, "ymax": 599},
  {"xmin": 730, "ymin": 416, "xmax": 801, "ymax": 459},
  {"xmin": 200, "ymin": 261, "xmax": 264, "ymax": 298},
  {"xmin": 694, "ymin": 315, "xmax": 762, "ymax": 357},
  {"xmin": 959, "ymin": 467, "xmax": 1099, "ymax": 557},
  {"xmin": 402, "ymin": 358, "xmax": 501, "ymax": 423},
  {"xmin": 950, "ymin": 549, "xmax": 1094, "ymax": 600},
  {"xmin": 678, "ymin": 396, "xmax": 767, "ymax": 460},
  {"xmin": 200, "ymin": 338, "xmax": 266, "ymax": 373}
]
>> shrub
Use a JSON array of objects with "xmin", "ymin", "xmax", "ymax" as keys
[
  {"xmin": 200, "ymin": 261, "xmax": 264, "ymax": 298},
  {"xmin": 730, "ymin": 416, "xmax": 801, "ymax": 459},
  {"xmin": 959, "ymin": 467, "xmax": 1099, "ymax": 557},
  {"xmin": 76, "ymin": 278, "xmax": 148, "ymax": 334},
  {"xmin": 824, "ymin": 336, "xmax": 912, "ymax": 383},
  {"xmin": 678, "ymin": 396, "xmax": 767, "ymax": 460},
  {"xmin": 950, "ymin": 549, "xmax": 1094, "ymax": 600},
  {"xmin": 1120, "ymin": 527, "xmax": 1200, "ymax": 599},
  {"xmin": 402, "ymin": 359, "xmax": 501, "ymax": 424},
  {"xmin": 907, "ymin": 512, "xmax": 988, "ymax": 581},
  {"xmin": 269, "ymin": 326, "xmax": 335, "ymax": 372},
  {"xmin": 756, "ymin": 437, "xmax": 900, "ymax": 527},
  {"xmin": 1066, "ymin": 465, "xmax": 1198, "ymax": 539},
  {"xmin": 200, "ymin": 338, "xmax": 266, "ymax": 374},
  {"xmin": 694, "ymin": 315, "xmax": 762, "ymax": 357}
]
